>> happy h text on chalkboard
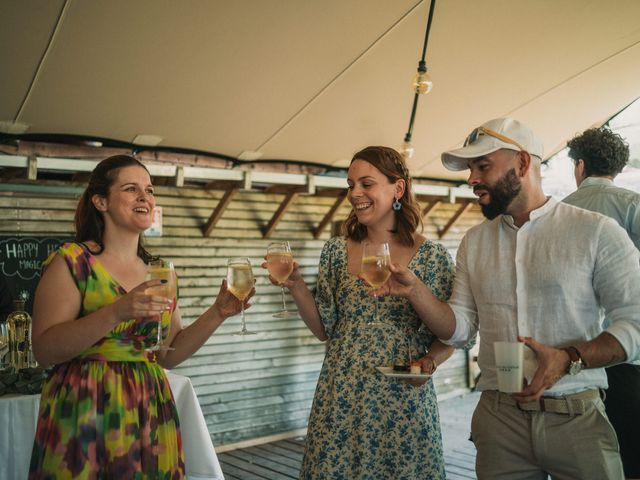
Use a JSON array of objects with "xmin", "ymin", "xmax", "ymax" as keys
[{"xmin": 0, "ymin": 236, "xmax": 71, "ymax": 314}]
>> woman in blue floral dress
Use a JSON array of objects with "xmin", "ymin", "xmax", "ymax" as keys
[{"xmin": 270, "ymin": 146, "xmax": 456, "ymax": 479}]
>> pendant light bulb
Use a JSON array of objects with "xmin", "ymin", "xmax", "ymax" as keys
[
  {"xmin": 412, "ymin": 70, "xmax": 433, "ymax": 95},
  {"xmin": 400, "ymin": 140, "xmax": 415, "ymax": 159}
]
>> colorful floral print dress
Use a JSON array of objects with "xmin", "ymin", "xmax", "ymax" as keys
[
  {"xmin": 29, "ymin": 242, "xmax": 185, "ymax": 479},
  {"xmin": 300, "ymin": 236, "xmax": 455, "ymax": 480}
]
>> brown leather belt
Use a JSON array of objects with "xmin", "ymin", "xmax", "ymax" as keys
[{"xmin": 489, "ymin": 389, "xmax": 601, "ymax": 415}]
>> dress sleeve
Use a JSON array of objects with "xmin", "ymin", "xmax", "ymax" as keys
[
  {"xmin": 314, "ymin": 237, "xmax": 340, "ymax": 339},
  {"xmin": 42, "ymin": 242, "xmax": 89, "ymax": 298},
  {"xmin": 419, "ymin": 241, "xmax": 455, "ymax": 303},
  {"xmin": 415, "ymin": 241, "xmax": 455, "ymax": 350}
]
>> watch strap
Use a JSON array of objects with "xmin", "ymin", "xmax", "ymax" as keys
[
  {"xmin": 562, "ymin": 346, "xmax": 584, "ymax": 374},
  {"xmin": 564, "ymin": 346, "xmax": 581, "ymax": 363}
]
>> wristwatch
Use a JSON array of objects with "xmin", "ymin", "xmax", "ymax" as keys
[{"xmin": 563, "ymin": 346, "xmax": 584, "ymax": 375}]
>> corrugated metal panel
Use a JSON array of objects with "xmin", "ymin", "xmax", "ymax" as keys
[{"xmin": 0, "ymin": 182, "xmax": 484, "ymax": 446}]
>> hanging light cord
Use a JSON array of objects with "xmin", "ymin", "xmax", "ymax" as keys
[
  {"xmin": 419, "ymin": 0, "xmax": 436, "ymax": 73},
  {"xmin": 404, "ymin": 0, "xmax": 437, "ymax": 145}
]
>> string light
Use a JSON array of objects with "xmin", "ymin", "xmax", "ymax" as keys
[
  {"xmin": 413, "ymin": 68, "xmax": 433, "ymax": 95},
  {"xmin": 400, "ymin": 0, "xmax": 437, "ymax": 159}
]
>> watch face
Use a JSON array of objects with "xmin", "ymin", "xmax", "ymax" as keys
[{"xmin": 569, "ymin": 361, "xmax": 582, "ymax": 375}]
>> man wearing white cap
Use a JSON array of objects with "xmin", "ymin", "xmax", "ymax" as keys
[{"xmin": 371, "ymin": 118, "xmax": 640, "ymax": 479}]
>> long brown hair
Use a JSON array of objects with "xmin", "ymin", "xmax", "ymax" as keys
[
  {"xmin": 75, "ymin": 155, "xmax": 155, "ymax": 262},
  {"xmin": 343, "ymin": 146, "xmax": 422, "ymax": 246}
]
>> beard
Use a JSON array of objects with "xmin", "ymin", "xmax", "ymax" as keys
[{"xmin": 476, "ymin": 168, "xmax": 522, "ymax": 220}]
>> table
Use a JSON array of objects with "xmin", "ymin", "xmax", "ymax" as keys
[
  {"xmin": 0, "ymin": 372, "xmax": 224, "ymax": 480},
  {"xmin": 166, "ymin": 372, "xmax": 225, "ymax": 480}
]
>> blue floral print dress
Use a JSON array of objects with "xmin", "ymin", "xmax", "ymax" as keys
[{"xmin": 300, "ymin": 236, "xmax": 455, "ymax": 480}]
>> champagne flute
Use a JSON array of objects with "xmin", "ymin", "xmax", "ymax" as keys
[
  {"xmin": 361, "ymin": 241, "xmax": 391, "ymax": 327},
  {"xmin": 227, "ymin": 257, "xmax": 257, "ymax": 336},
  {"xmin": 266, "ymin": 241, "xmax": 296, "ymax": 318},
  {"xmin": 146, "ymin": 259, "xmax": 176, "ymax": 351}
]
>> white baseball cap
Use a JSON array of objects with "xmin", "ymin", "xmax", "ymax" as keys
[{"xmin": 441, "ymin": 118, "xmax": 544, "ymax": 171}]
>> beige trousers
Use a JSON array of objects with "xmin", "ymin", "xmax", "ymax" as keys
[{"xmin": 470, "ymin": 390, "xmax": 624, "ymax": 480}]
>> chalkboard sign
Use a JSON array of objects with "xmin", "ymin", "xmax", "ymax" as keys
[{"xmin": 0, "ymin": 236, "xmax": 71, "ymax": 315}]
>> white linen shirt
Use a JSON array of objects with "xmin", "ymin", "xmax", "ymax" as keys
[{"xmin": 445, "ymin": 198, "xmax": 640, "ymax": 395}]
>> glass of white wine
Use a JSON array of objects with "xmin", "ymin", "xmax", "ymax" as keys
[
  {"xmin": 146, "ymin": 259, "xmax": 176, "ymax": 351},
  {"xmin": 227, "ymin": 257, "xmax": 257, "ymax": 336},
  {"xmin": 361, "ymin": 241, "xmax": 391, "ymax": 327},
  {"xmin": 266, "ymin": 241, "xmax": 296, "ymax": 318}
]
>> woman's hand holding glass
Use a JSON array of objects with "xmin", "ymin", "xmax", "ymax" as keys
[
  {"xmin": 108, "ymin": 279, "xmax": 173, "ymax": 326},
  {"xmin": 227, "ymin": 257, "xmax": 257, "ymax": 336},
  {"xmin": 365, "ymin": 261, "xmax": 420, "ymax": 299},
  {"xmin": 213, "ymin": 277, "xmax": 255, "ymax": 321},
  {"xmin": 145, "ymin": 260, "xmax": 176, "ymax": 351},
  {"xmin": 360, "ymin": 241, "xmax": 391, "ymax": 326},
  {"xmin": 263, "ymin": 258, "xmax": 303, "ymax": 289},
  {"xmin": 265, "ymin": 241, "xmax": 298, "ymax": 318}
]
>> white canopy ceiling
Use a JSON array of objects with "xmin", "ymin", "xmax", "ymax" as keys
[{"xmin": 1, "ymin": 0, "xmax": 640, "ymax": 181}]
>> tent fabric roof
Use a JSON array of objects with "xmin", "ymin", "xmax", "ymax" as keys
[{"xmin": 1, "ymin": 0, "xmax": 640, "ymax": 181}]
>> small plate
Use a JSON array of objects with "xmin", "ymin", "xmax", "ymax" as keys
[{"xmin": 376, "ymin": 366, "xmax": 431, "ymax": 380}]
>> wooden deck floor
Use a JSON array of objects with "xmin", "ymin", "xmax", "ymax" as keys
[{"xmin": 218, "ymin": 391, "xmax": 480, "ymax": 480}]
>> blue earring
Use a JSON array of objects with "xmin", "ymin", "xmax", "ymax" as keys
[{"xmin": 392, "ymin": 198, "xmax": 402, "ymax": 211}]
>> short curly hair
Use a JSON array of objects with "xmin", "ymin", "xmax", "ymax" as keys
[{"xmin": 567, "ymin": 127, "xmax": 629, "ymax": 177}]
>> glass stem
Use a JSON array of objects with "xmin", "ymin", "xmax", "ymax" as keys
[
  {"xmin": 240, "ymin": 302, "xmax": 246, "ymax": 332},
  {"xmin": 157, "ymin": 319, "xmax": 163, "ymax": 346},
  {"xmin": 281, "ymin": 286, "xmax": 287, "ymax": 311},
  {"xmin": 374, "ymin": 294, "xmax": 378, "ymax": 323}
]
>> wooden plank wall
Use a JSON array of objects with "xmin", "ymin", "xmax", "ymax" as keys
[{"xmin": 0, "ymin": 181, "xmax": 484, "ymax": 446}]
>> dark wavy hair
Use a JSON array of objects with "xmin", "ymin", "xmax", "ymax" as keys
[
  {"xmin": 75, "ymin": 155, "xmax": 155, "ymax": 263},
  {"xmin": 342, "ymin": 146, "xmax": 423, "ymax": 246},
  {"xmin": 567, "ymin": 127, "xmax": 629, "ymax": 177}
]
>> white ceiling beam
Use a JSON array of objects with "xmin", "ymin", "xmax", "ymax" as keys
[
  {"xmin": 0, "ymin": 154, "xmax": 28, "ymax": 167},
  {"xmin": 0, "ymin": 154, "xmax": 475, "ymax": 201},
  {"xmin": 38, "ymin": 158, "xmax": 99, "ymax": 172}
]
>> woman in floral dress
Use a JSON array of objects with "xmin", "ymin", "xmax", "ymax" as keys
[
  {"xmin": 29, "ymin": 155, "xmax": 252, "ymax": 479},
  {"xmin": 269, "ymin": 146, "xmax": 456, "ymax": 479}
]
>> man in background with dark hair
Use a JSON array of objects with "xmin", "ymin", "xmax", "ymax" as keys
[{"xmin": 563, "ymin": 126, "xmax": 640, "ymax": 480}]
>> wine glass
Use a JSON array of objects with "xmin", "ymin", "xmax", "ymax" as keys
[
  {"xmin": 266, "ymin": 241, "xmax": 296, "ymax": 318},
  {"xmin": 146, "ymin": 259, "xmax": 176, "ymax": 351},
  {"xmin": 361, "ymin": 241, "xmax": 391, "ymax": 327},
  {"xmin": 227, "ymin": 257, "xmax": 257, "ymax": 336}
]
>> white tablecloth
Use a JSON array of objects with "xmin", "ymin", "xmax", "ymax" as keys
[
  {"xmin": 0, "ymin": 372, "xmax": 224, "ymax": 480},
  {"xmin": 166, "ymin": 371, "xmax": 224, "ymax": 480},
  {"xmin": 0, "ymin": 391, "xmax": 39, "ymax": 480}
]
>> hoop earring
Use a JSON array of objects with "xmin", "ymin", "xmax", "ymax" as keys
[{"xmin": 392, "ymin": 199, "xmax": 402, "ymax": 211}]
